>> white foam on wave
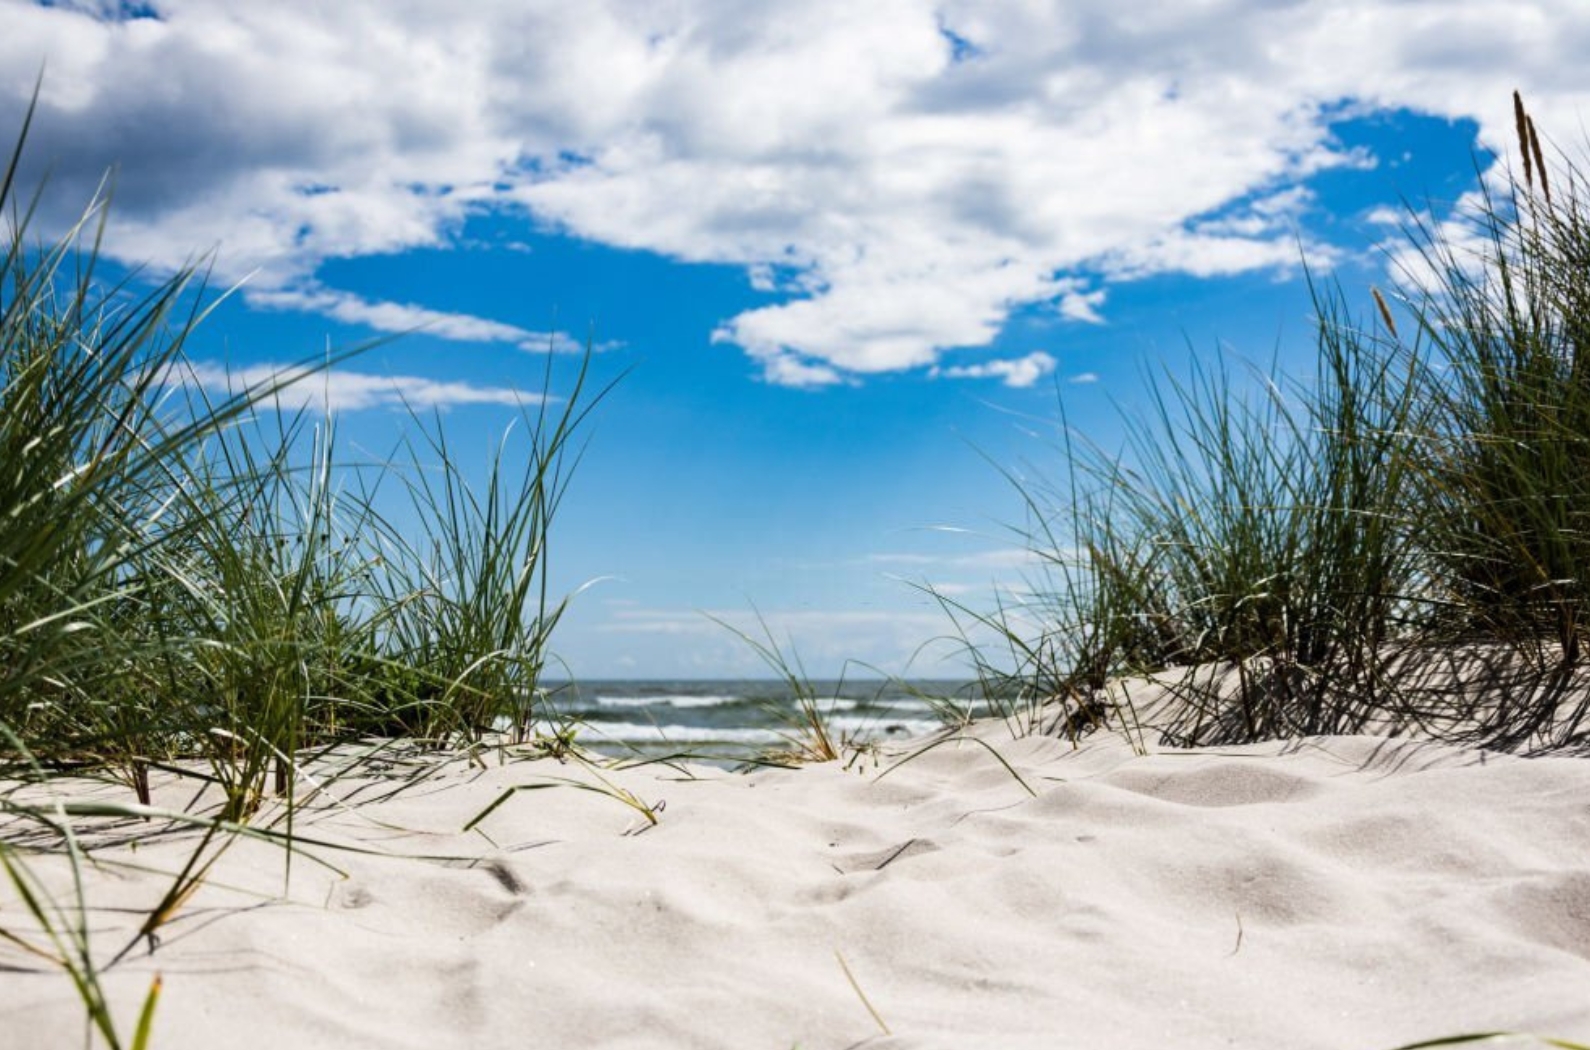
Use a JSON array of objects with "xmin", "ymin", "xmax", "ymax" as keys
[
  {"xmin": 569, "ymin": 722, "xmax": 784, "ymax": 745},
  {"xmin": 770, "ymin": 698, "xmax": 861, "ymax": 712},
  {"xmin": 593, "ymin": 693, "xmax": 742, "ymax": 709},
  {"xmin": 866, "ymin": 698, "xmax": 939, "ymax": 714},
  {"xmin": 826, "ymin": 715, "xmax": 943, "ymax": 740},
  {"xmin": 554, "ymin": 715, "xmax": 944, "ymax": 748},
  {"xmin": 591, "ymin": 694, "xmax": 873, "ymax": 712}
]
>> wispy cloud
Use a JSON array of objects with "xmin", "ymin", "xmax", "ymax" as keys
[
  {"xmin": 246, "ymin": 286, "xmax": 576, "ymax": 351},
  {"xmin": 179, "ymin": 361, "xmax": 544, "ymax": 412},
  {"xmin": 1058, "ymin": 285, "xmax": 1108, "ymax": 324},
  {"xmin": 1371, "ymin": 161, "xmax": 1532, "ymax": 307},
  {"xmin": 931, "ymin": 351, "xmax": 1056, "ymax": 388},
  {"xmin": 6, "ymin": 1, "xmax": 1585, "ymax": 383}
]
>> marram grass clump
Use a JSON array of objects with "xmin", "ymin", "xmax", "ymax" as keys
[
  {"xmin": 0, "ymin": 93, "xmax": 606, "ymax": 1047},
  {"xmin": 963, "ymin": 92, "xmax": 1590, "ymax": 756}
]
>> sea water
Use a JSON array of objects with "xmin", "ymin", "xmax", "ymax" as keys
[{"xmin": 534, "ymin": 679, "xmax": 986, "ymax": 762}]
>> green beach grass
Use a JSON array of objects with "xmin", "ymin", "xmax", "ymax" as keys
[
  {"xmin": 5, "ymin": 89, "xmax": 1590, "ymax": 1048},
  {"xmin": 0, "ymin": 88, "xmax": 612, "ymax": 1044},
  {"xmin": 941, "ymin": 91, "xmax": 1590, "ymax": 763}
]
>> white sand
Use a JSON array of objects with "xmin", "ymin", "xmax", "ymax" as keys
[{"xmin": 4, "ymin": 723, "xmax": 1590, "ymax": 1049}]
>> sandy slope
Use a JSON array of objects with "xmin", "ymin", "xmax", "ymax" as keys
[{"xmin": 3, "ymin": 726, "xmax": 1590, "ymax": 1050}]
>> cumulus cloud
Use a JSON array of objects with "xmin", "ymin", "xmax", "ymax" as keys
[
  {"xmin": 178, "ymin": 361, "xmax": 542, "ymax": 412},
  {"xmin": 4, "ymin": 0, "xmax": 1587, "ymax": 383}
]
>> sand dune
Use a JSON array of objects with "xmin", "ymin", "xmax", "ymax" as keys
[{"xmin": 4, "ymin": 724, "xmax": 1590, "ymax": 1049}]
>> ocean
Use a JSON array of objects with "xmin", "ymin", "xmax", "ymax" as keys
[{"xmin": 536, "ymin": 678, "xmax": 986, "ymax": 763}]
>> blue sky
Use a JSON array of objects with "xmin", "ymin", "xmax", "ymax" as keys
[{"xmin": 4, "ymin": 1, "xmax": 1587, "ymax": 677}]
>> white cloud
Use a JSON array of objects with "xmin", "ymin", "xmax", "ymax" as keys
[
  {"xmin": 4, "ymin": 0, "xmax": 1588, "ymax": 383},
  {"xmin": 1058, "ymin": 285, "xmax": 1107, "ymax": 324},
  {"xmin": 932, "ymin": 350, "xmax": 1056, "ymax": 388},
  {"xmin": 246, "ymin": 286, "xmax": 574, "ymax": 351},
  {"xmin": 742, "ymin": 348, "xmax": 849, "ymax": 389},
  {"xmin": 179, "ymin": 361, "xmax": 542, "ymax": 412},
  {"xmin": 1371, "ymin": 144, "xmax": 1557, "ymax": 308}
]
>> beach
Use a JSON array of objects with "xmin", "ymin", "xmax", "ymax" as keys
[
  {"xmin": 4, "ymin": 17, "xmax": 1590, "ymax": 1050},
  {"xmin": 4, "ymin": 709, "xmax": 1590, "ymax": 1050}
]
